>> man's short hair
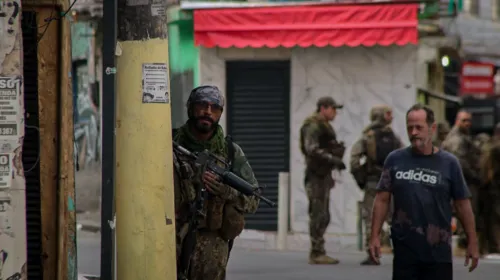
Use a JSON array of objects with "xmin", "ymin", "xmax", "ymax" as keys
[{"xmin": 406, "ymin": 103, "xmax": 435, "ymax": 125}]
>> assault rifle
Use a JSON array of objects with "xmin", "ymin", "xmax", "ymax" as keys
[{"xmin": 173, "ymin": 142, "xmax": 277, "ymax": 207}]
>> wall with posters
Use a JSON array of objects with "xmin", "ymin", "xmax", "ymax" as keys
[{"xmin": 0, "ymin": 0, "xmax": 27, "ymax": 279}]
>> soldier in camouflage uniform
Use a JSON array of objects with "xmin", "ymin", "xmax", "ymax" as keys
[
  {"xmin": 442, "ymin": 110, "xmax": 481, "ymax": 249},
  {"xmin": 474, "ymin": 133, "xmax": 491, "ymax": 153},
  {"xmin": 173, "ymin": 85, "xmax": 260, "ymax": 280},
  {"xmin": 433, "ymin": 122, "xmax": 450, "ymax": 147},
  {"xmin": 299, "ymin": 96, "xmax": 346, "ymax": 265},
  {"xmin": 479, "ymin": 132, "xmax": 500, "ymax": 254},
  {"xmin": 350, "ymin": 105, "xmax": 403, "ymax": 265}
]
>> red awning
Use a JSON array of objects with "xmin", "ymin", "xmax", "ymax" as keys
[{"xmin": 194, "ymin": 3, "xmax": 419, "ymax": 48}]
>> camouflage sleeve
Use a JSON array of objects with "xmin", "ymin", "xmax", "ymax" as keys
[
  {"xmin": 172, "ymin": 152, "xmax": 183, "ymax": 211},
  {"xmin": 442, "ymin": 136, "xmax": 479, "ymax": 182},
  {"xmin": 228, "ymin": 143, "xmax": 260, "ymax": 214},
  {"xmin": 395, "ymin": 134, "xmax": 405, "ymax": 148},
  {"xmin": 302, "ymin": 122, "xmax": 342, "ymax": 165},
  {"xmin": 349, "ymin": 137, "xmax": 365, "ymax": 171},
  {"xmin": 172, "ymin": 153, "xmax": 185, "ymax": 260}
]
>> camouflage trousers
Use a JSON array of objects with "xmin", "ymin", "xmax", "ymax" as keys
[
  {"xmin": 305, "ymin": 173, "xmax": 334, "ymax": 258},
  {"xmin": 189, "ymin": 230, "xmax": 229, "ymax": 280},
  {"xmin": 456, "ymin": 185, "xmax": 479, "ymax": 250},
  {"xmin": 362, "ymin": 184, "xmax": 392, "ymax": 251},
  {"xmin": 478, "ymin": 186, "xmax": 500, "ymax": 254}
]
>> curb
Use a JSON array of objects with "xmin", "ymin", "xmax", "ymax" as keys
[
  {"xmin": 78, "ymin": 221, "xmax": 101, "ymax": 233},
  {"xmin": 78, "ymin": 274, "xmax": 100, "ymax": 280}
]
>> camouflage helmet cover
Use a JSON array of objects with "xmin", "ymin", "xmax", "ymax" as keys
[
  {"xmin": 369, "ymin": 105, "xmax": 392, "ymax": 122},
  {"xmin": 187, "ymin": 85, "xmax": 225, "ymax": 109}
]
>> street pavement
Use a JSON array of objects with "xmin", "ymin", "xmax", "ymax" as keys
[{"xmin": 77, "ymin": 230, "xmax": 499, "ymax": 280}]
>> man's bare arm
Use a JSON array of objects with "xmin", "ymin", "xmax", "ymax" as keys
[
  {"xmin": 454, "ymin": 198, "xmax": 477, "ymax": 243},
  {"xmin": 370, "ymin": 191, "xmax": 392, "ymax": 239}
]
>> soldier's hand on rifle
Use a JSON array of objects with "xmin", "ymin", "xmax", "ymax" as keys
[{"xmin": 203, "ymin": 171, "xmax": 237, "ymax": 200}]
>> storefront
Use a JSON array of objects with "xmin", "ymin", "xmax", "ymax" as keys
[{"xmin": 184, "ymin": 2, "xmax": 420, "ymax": 246}]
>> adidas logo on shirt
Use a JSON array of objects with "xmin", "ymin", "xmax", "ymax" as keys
[{"xmin": 395, "ymin": 169, "xmax": 438, "ymax": 185}]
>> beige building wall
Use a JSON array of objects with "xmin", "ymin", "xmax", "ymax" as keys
[{"xmin": 198, "ymin": 45, "xmax": 417, "ymax": 249}]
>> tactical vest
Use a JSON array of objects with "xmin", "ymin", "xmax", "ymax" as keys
[
  {"xmin": 172, "ymin": 131, "xmax": 245, "ymax": 241},
  {"xmin": 300, "ymin": 119, "xmax": 336, "ymax": 156},
  {"xmin": 300, "ymin": 119, "xmax": 337, "ymax": 177}
]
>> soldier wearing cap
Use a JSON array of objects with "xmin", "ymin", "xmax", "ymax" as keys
[
  {"xmin": 299, "ymin": 96, "xmax": 346, "ymax": 264},
  {"xmin": 173, "ymin": 85, "xmax": 260, "ymax": 280}
]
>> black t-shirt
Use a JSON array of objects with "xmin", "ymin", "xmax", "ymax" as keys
[{"xmin": 377, "ymin": 147, "xmax": 471, "ymax": 263}]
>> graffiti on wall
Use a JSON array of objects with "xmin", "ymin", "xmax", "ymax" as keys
[
  {"xmin": 73, "ymin": 62, "xmax": 101, "ymax": 171},
  {"xmin": 74, "ymin": 91, "xmax": 100, "ymax": 170}
]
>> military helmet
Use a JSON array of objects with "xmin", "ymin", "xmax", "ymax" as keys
[
  {"xmin": 369, "ymin": 105, "xmax": 391, "ymax": 122},
  {"xmin": 186, "ymin": 85, "xmax": 225, "ymax": 109}
]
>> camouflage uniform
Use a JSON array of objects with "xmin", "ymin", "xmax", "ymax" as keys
[
  {"xmin": 299, "ymin": 97, "xmax": 346, "ymax": 264},
  {"xmin": 480, "ymin": 138, "xmax": 500, "ymax": 254},
  {"xmin": 433, "ymin": 122, "xmax": 450, "ymax": 148},
  {"xmin": 350, "ymin": 105, "xmax": 403, "ymax": 264},
  {"xmin": 174, "ymin": 86, "xmax": 260, "ymax": 280},
  {"xmin": 442, "ymin": 126, "xmax": 481, "ymax": 248},
  {"xmin": 474, "ymin": 133, "xmax": 491, "ymax": 154}
]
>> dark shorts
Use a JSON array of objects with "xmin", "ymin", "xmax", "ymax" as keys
[{"xmin": 393, "ymin": 260, "xmax": 452, "ymax": 280}]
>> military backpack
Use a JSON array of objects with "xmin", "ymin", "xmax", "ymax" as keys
[{"xmin": 365, "ymin": 127, "xmax": 398, "ymax": 167}]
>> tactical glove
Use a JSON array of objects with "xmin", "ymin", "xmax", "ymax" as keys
[
  {"xmin": 330, "ymin": 156, "xmax": 346, "ymax": 170},
  {"xmin": 203, "ymin": 171, "xmax": 238, "ymax": 201},
  {"xmin": 337, "ymin": 161, "xmax": 346, "ymax": 171}
]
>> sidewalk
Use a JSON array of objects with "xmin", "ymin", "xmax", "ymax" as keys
[{"xmin": 77, "ymin": 211, "xmax": 362, "ymax": 252}]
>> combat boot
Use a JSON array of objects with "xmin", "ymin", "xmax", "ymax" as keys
[
  {"xmin": 360, "ymin": 256, "xmax": 380, "ymax": 265},
  {"xmin": 308, "ymin": 255, "xmax": 340, "ymax": 265}
]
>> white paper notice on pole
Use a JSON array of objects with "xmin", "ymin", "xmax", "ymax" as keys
[
  {"xmin": 151, "ymin": 0, "xmax": 166, "ymax": 16},
  {"xmin": 142, "ymin": 63, "xmax": 169, "ymax": 104},
  {"xmin": 0, "ymin": 78, "xmax": 20, "ymax": 140},
  {"xmin": 0, "ymin": 153, "xmax": 12, "ymax": 191}
]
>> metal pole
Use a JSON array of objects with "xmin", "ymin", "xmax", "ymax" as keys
[
  {"xmin": 277, "ymin": 172, "xmax": 290, "ymax": 250},
  {"xmin": 100, "ymin": 0, "xmax": 117, "ymax": 279}
]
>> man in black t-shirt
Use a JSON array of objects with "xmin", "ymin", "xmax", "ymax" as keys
[{"xmin": 369, "ymin": 104, "xmax": 479, "ymax": 280}]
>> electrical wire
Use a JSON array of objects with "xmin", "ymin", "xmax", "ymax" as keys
[
  {"xmin": 20, "ymin": 1, "xmax": 80, "ymax": 173},
  {"xmin": 23, "ymin": 0, "xmax": 79, "ymax": 57}
]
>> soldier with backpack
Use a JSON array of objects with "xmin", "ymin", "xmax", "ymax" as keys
[{"xmin": 350, "ymin": 105, "xmax": 403, "ymax": 265}]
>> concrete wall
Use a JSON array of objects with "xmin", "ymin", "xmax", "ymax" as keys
[{"xmin": 199, "ymin": 45, "xmax": 417, "ymax": 248}]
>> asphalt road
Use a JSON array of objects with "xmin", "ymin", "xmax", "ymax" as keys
[{"xmin": 78, "ymin": 231, "xmax": 499, "ymax": 280}]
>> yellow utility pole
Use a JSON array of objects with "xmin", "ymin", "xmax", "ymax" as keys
[{"xmin": 115, "ymin": 1, "xmax": 177, "ymax": 279}]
